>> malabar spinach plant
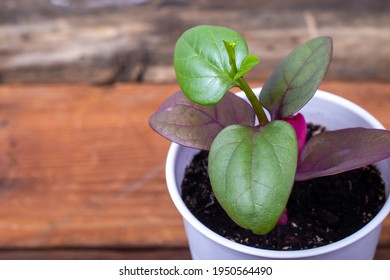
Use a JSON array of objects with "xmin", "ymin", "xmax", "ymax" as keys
[{"xmin": 149, "ymin": 25, "xmax": 390, "ymax": 234}]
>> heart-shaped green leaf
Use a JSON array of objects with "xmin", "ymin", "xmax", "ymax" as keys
[
  {"xmin": 174, "ymin": 25, "xmax": 249, "ymax": 105},
  {"xmin": 149, "ymin": 91, "xmax": 255, "ymax": 150},
  {"xmin": 208, "ymin": 121, "xmax": 298, "ymax": 234},
  {"xmin": 259, "ymin": 37, "xmax": 332, "ymax": 120}
]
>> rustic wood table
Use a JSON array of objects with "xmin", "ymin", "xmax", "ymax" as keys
[{"xmin": 0, "ymin": 81, "xmax": 389, "ymax": 260}]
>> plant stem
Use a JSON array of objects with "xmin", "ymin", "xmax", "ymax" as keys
[{"xmin": 237, "ymin": 78, "xmax": 269, "ymax": 126}]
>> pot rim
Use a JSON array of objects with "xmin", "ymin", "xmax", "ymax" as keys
[{"xmin": 165, "ymin": 89, "xmax": 390, "ymax": 259}]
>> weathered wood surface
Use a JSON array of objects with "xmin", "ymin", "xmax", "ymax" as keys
[
  {"xmin": 0, "ymin": 81, "xmax": 389, "ymax": 259},
  {"xmin": 0, "ymin": 0, "xmax": 389, "ymax": 84}
]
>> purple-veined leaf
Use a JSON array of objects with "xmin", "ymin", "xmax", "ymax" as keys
[
  {"xmin": 259, "ymin": 37, "xmax": 332, "ymax": 120},
  {"xmin": 149, "ymin": 90, "xmax": 255, "ymax": 150},
  {"xmin": 296, "ymin": 128, "xmax": 390, "ymax": 181}
]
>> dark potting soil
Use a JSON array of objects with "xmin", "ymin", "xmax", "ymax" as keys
[{"xmin": 181, "ymin": 124, "xmax": 387, "ymax": 250}]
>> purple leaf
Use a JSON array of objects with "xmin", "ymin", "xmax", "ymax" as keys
[
  {"xmin": 296, "ymin": 128, "xmax": 390, "ymax": 181},
  {"xmin": 277, "ymin": 210, "xmax": 289, "ymax": 225},
  {"xmin": 149, "ymin": 90, "xmax": 255, "ymax": 150},
  {"xmin": 284, "ymin": 113, "xmax": 307, "ymax": 157}
]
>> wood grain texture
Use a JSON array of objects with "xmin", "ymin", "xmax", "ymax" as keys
[
  {"xmin": 0, "ymin": 82, "xmax": 389, "ymax": 259},
  {"xmin": 0, "ymin": 84, "xmax": 185, "ymax": 249},
  {"xmin": 0, "ymin": 248, "xmax": 191, "ymax": 260},
  {"xmin": 0, "ymin": 1, "xmax": 389, "ymax": 84}
]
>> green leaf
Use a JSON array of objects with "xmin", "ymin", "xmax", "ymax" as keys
[
  {"xmin": 259, "ymin": 37, "xmax": 333, "ymax": 120},
  {"xmin": 234, "ymin": 54, "xmax": 260, "ymax": 80},
  {"xmin": 208, "ymin": 121, "xmax": 298, "ymax": 234},
  {"xmin": 223, "ymin": 39, "xmax": 238, "ymax": 73},
  {"xmin": 174, "ymin": 25, "xmax": 249, "ymax": 105}
]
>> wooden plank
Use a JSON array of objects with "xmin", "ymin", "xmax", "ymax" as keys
[
  {"xmin": 374, "ymin": 246, "xmax": 390, "ymax": 260},
  {"xmin": 0, "ymin": 246, "xmax": 388, "ymax": 260},
  {"xmin": 0, "ymin": 82, "xmax": 389, "ymax": 260},
  {"xmin": 0, "ymin": 84, "xmax": 186, "ymax": 248},
  {"xmin": 0, "ymin": 1, "xmax": 389, "ymax": 83},
  {"xmin": 0, "ymin": 248, "xmax": 191, "ymax": 260},
  {"xmin": 0, "ymin": 246, "xmax": 387, "ymax": 260}
]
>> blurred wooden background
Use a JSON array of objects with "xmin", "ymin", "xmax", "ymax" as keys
[
  {"xmin": 0, "ymin": 0, "xmax": 389, "ymax": 259},
  {"xmin": 0, "ymin": 0, "xmax": 389, "ymax": 84},
  {"xmin": 0, "ymin": 82, "xmax": 389, "ymax": 259}
]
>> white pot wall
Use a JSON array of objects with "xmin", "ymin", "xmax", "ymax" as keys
[{"xmin": 166, "ymin": 89, "xmax": 390, "ymax": 259}]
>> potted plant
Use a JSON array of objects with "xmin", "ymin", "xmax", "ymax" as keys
[{"xmin": 149, "ymin": 25, "xmax": 390, "ymax": 259}]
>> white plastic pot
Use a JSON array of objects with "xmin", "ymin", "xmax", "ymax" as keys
[{"xmin": 166, "ymin": 89, "xmax": 390, "ymax": 259}]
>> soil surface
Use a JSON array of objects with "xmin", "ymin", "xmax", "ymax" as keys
[{"xmin": 181, "ymin": 125, "xmax": 386, "ymax": 250}]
